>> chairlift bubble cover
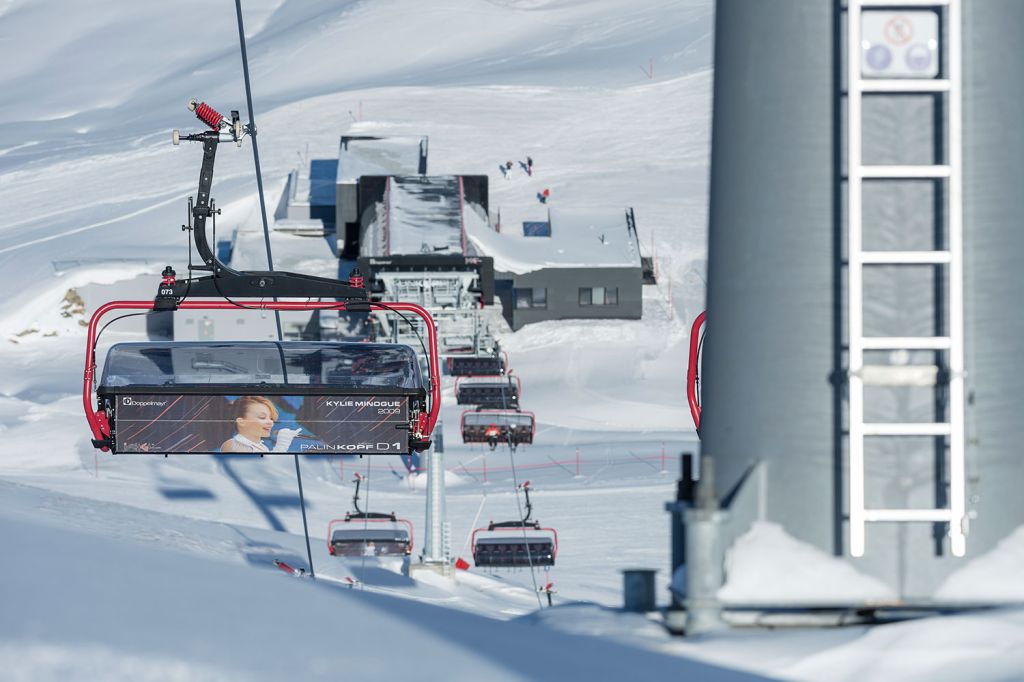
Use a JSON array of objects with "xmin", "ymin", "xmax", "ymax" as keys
[
  {"xmin": 98, "ymin": 342, "xmax": 424, "ymax": 455},
  {"xmin": 330, "ymin": 528, "xmax": 411, "ymax": 557}
]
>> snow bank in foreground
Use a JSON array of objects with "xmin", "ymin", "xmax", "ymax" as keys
[
  {"xmin": 531, "ymin": 603, "xmax": 670, "ymax": 642},
  {"xmin": 934, "ymin": 524, "xmax": 1024, "ymax": 601},
  {"xmin": 717, "ymin": 522, "xmax": 895, "ymax": 604},
  {"xmin": 0, "ymin": 509, "xmax": 756, "ymax": 681},
  {"xmin": 0, "ymin": 642, "xmax": 231, "ymax": 682},
  {"xmin": 778, "ymin": 608, "xmax": 1024, "ymax": 682}
]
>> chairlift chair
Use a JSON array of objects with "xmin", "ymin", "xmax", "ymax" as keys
[
  {"xmin": 83, "ymin": 100, "xmax": 441, "ymax": 455},
  {"xmin": 455, "ymin": 374, "xmax": 520, "ymax": 409},
  {"xmin": 471, "ymin": 481, "xmax": 557, "ymax": 568},
  {"xmin": 327, "ymin": 473, "xmax": 413, "ymax": 557},
  {"xmin": 447, "ymin": 349, "xmax": 509, "ymax": 377},
  {"xmin": 460, "ymin": 409, "xmax": 535, "ymax": 449}
]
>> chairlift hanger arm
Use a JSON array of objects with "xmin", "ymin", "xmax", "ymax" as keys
[
  {"xmin": 172, "ymin": 101, "xmax": 243, "ymax": 278},
  {"xmin": 166, "ymin": 100, "xmax": 365, "ymax": 302},
  {"xmin": 482, "ymin": 484, "xmax": 539, "ymax": 530},
  {"xmin": 188, "ymin": 131, "xmax": 239, "ymax": 278},
  {"xmin": 351, "ymin": 474, "xmax": 364, "ymax": 514},
  {"xmin": 83, "ymin": 300, "xmax": 441, "ymax": 450}
]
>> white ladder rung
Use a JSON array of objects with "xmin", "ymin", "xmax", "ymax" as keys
[
  {"xmin": 859, "ymin": 165, "xmax": 951, "ymax": 179},
  {"xmin": 860, "ymin": 336, "xmax": 951, "ymax": 350},
  {"xmin": 862, "ymin": 422, "xmax": 951, "ymax": 436},
  {"xmin": 860, "ymin": 250, "xmax": 951, "ymax": 264},
  {"xmin": 860, "ymin": 365, "xmax": 938, "ymax": 386},
  {"xmin": 863, "ymin": 509, "xmax": 956, "ymax": 523},
  {"xmin": 860, "ymin": 79, "xmax": 951, "ymax": 93},
  {"xmin": 859, "ymin": 0, "xmax": 949, "ymax": 6}
]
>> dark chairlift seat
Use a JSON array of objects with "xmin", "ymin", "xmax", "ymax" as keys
[
  {"xmin": 448, "ymin": 350, "xmax": 508, "ymax": 377},
  {"xmin": 455, "ymin": 375, "xmax": 520, "ymax": 409}
]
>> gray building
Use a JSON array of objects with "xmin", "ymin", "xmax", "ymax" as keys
[{"xmin": 469, "ymin": 207, "xmax": 643, "ymax": 330}]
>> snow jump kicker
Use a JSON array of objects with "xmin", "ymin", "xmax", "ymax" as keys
[{"xmin": 83, "ymin": 101, "xmax": 441, "ymax": 456}]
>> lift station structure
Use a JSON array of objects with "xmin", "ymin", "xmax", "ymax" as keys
[{"xmin": 696, "ymin": 0, "xmax": 1024, "ymax": 602}]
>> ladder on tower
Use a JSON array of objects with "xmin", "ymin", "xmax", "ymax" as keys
[{"xmin": 846, "ymin": 0, "xmax": 966, "ymax": 557}]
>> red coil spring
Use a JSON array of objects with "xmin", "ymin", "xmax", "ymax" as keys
[
  {"xmin": 194, "ymin": 102, "xmax": 223, "ymax": 130},
  {"xmin": 349, "ymin": 273, "xmax": 364, "ymax": 288}
]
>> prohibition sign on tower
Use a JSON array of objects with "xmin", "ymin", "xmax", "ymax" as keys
[{"xmin": 884, "ymin": 15, "xmax": 913, "ymax": 46}]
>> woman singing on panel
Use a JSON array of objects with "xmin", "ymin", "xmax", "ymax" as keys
[{"xmin": 220, "ymin": 396, "xmax": 301, "ymax": 453}]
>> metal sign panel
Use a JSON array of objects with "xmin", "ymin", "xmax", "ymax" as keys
[
  {"xmin": 114, "ymin": 394, "xmax": 409, "ymax": 454},
  {"xmin": 861, "ymin": 11, "xmax": 940, "ymax": 79},
  {"xmin": 522, "ymin": 221, "xmax": 551, "ymax": 237}
]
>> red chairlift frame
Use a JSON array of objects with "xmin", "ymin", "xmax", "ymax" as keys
[{"xmin": 687, "ymin": 310, "xmax": 705, "ymax": 432}]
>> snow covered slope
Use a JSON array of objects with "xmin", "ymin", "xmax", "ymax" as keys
[{"xmin": 1, "ymin": 481, "xmax": 762, "ymax": 682}]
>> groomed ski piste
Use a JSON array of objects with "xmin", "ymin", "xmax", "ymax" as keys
[{"xmin": 3, "ymin": 1, "xmax": 1024, "ymax": 680}]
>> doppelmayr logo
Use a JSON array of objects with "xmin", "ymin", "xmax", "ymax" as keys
[{"xmin": 122, "ymin": 397, "xmax": 168, "ymax": 407}]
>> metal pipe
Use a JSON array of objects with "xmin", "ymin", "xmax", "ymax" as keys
[
  {"xmin": 422, "ymin": 446, "xmax": 447, "ymax": 564},
  {"xmin": 684, "ymin": 454, "xmax": 727, "ymax": 634},
  {"xmin": 668, "ymin": 452, "xmax": 696, "ymax": 607}
]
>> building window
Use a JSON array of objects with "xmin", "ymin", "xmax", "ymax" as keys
[
  {"xmin": 514, "ymin": 287, "xmax": 547, "ymax": 309},
  {"xmin": 579, "ymin": 287, "xmax": 618, "ymax": 307}
]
